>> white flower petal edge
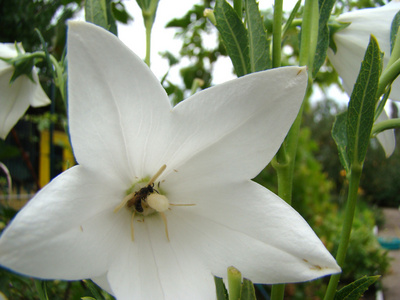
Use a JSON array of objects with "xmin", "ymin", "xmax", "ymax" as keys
[
  {"xmin": 0, "ymin": 21, "xmax": 340, "ymax": 300},
  {"xmin": 0, "ymin": 43, "xmax": 51, "ymax": 139},
  {"xmin": 376, "ymin": 110, "xmax": 396, "ymax": 157}
]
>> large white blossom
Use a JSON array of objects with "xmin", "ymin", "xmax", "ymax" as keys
[
  {"xmin": 0, "ymin": 21, "xmax": 340, "ymax": 299},
  {"xmin": 327, "ymin": 1, "xmax": 400, "ymax": 157},
  {"xmin": 0, "ymin": 43, "xmax": 51, "ymax": 139}
]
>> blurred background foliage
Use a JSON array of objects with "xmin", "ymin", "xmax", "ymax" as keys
[{"xmin": 0, "ymin": 0, "xmax": 398, "ymax": 298}]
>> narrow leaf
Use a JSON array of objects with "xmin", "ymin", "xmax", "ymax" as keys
[
  {"xmin": 245, "ymin": 0, "xmax": 269, "ymax": 72},
  {"xmin": 214, "ymin": 276, "xmax": 229, "ymax": 300},
  {"xmin": 34, "ymin": 280, "xmax": 49, "ymax": 300},
  {"xmin": 313, "ymin": 0, "xmax": 336, "ymax": 77},
  {"xmin": 332, "ymin": 112, "xmax": 350, "ymax": 173},
  {"xmin": 334, "ymin": 275, "xmax": 380, "ymax": 300},
  {"xmin": 215, "ymin": 0, "xmax": 250, "ymax": 76},
  {"xmin": 347, "ymin": 35, "xmax": 381, "ymax": 165},
  {"xmin": 240, "ymin": 279, "xmax": 257, "ymax": 300},
  {"xmin": 85, "ymin": 0, "xmax": 108, "ymax": 30},
  {"xmin": 84, "ymin": 280, "xmax": 105, "ymax": 300},
  {"xmin": 282, "ymin": 0, "xmax": 301, "ymax": 37}
]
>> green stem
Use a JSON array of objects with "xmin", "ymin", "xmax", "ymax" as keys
[
  {"xmin": 227, "ymin": 266, "xmax": 242, "ymax": 300},
  {"xmin": 299, "ymin": 0, "xmax": 318, "ymax": 69},
  {"xmin": 323, "ymin": 165, "xmax": 362, "ymax": 300},
  {"xmin": 372, "ymin": 118, "xmax": 400, "ymax": 135},
  {"xmin": 144, "ymin": 18, "xmax": 152, "ymax": 67},
  {"xmin": 377, "ymin": 58, "xmax": 400, "ymax": 98},
  {"xmin": 272, "ymin": 0, "xmax": 283, "ymax": 68},
  {"xmin": 270, "ymin": 0, "xmax": 284, "ymax": 298},
  {"xmin": 28, "ymin": 52, "xmax": 66, "ymax": 101},
  {"xmin": 271, "ymin": 284, "xmax": 285, "ymax": 300}
]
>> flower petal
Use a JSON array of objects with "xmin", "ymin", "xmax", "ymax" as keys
[
  {"xmin": 67, "ymin": 21, "xmax": 171, "ymax": 183},
  {"xmin": 328, "ymin": 2, "xmax": 400, "ymax": 101},
  {"xmin": 166, "ymin": 180, "xmax": 340, "ymax": 283},
  {"xmin": 0, "ymin": 68, "xmax": 33, "ymax": 139},
  {"xmin": 0, "ymin": 166, "xmax": 127, "ymax": 280},
  {"xmin": 30, "ymin": 69, "xmax": 51, "ymax": 107},
  {"xmin": 106, "ymin": 216, "xmax": 216, "ymax": 300},
  {"xmin": 376, "ymin": 110, "xmax": 396, "ymax": 157},
  {"xmin": 158, "ymin": 67, "xmax": 307, "ymax": 190}
]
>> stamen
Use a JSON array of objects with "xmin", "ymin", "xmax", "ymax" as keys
[
  {"xmin": 130, "ymin": 211, "xmax": 136, "ymax": 241},
  {"xmin": 148, "ymin": 164, "xmax": 167, "ymax": 185},
  {"xmin": 114, "ymin": 192, "xmax": 135, "ymax": 213},
  {"xmin": 160, "ymin": 212, "xmax": 170, "ymax": 242}
]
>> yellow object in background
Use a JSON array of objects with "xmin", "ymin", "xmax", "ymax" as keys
[{"xmin": 39, "ymin": 130, "xmax": 75, "ymax": 188}]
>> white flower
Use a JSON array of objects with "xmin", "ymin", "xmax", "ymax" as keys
[
  {"xmin": 327, "ymin": 2, "xmax": 400, "ymax": 157},
  {"xmin": 0, "ymin": 21, "xmax": 340, "ymax": 300},
  {"xmin": 328, "ymin": 1, "xmax": 400, "ymax": 99},
  {"xmin": 0, "ymin": 43, "xmax": 51, "ymax": 139}
]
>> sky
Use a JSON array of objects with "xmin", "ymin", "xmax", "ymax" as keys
[{"xmin": 116, "ymin": 0, "xmax": 351, "ymax": 105}]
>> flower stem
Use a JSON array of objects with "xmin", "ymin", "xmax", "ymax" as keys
[
  {"xmin": 272, "ymin": 0, "xmax": 283, "ymax": 68},
  {"xmin": 144, "ymin": 18, "xmax": 152, "ymax": 67},
  {"xmin": 377, "ymin": 57, "xmax": 400, "ymax": 98},
  {"xmin": 372, "ymin": 117, "xmax": 400, "ymax": 135},
  {"xmin": 323, "ymin": 165, "xmax": 362, "ymax": 300},
  {"xmin": 227, "ymin": 266, "xmax": 242, "ymax": 300},
  {"xmin": 271, "ymin": 1, "xmax": 317, "ymax": 298}
]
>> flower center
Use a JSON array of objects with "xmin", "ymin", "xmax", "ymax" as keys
[{"xmin": 114, "ymin": 165, "xmax": 171, "ymax": 241}]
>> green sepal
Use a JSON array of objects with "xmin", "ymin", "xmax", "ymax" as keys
[
  {"xmin": 346, "ymin": 35, "xmax": 381, "ymax": 166},
  {"xmin": 332, "ymin": 111, "xmax": 350, "ymax": 174},
  {"xmin": 333, "ymin": 275, "xmax": 380, "ymax": 300},
  {"xmin": 313, "ymin": 0, "xmax": 336, "ymax": 77},
  {"xmin": 136, "ymin": 0, "xmax": 160, "ymax": 28},
  {"xmin": 244, "ymin": 0, "xmax": 269, "ymax": 72},
  {"xmin": 328, "ymin": 20, "xmax": 351, "ymax": 54},
  {"xmin": 214, "ymin": 0, "xmax": 250, "ymax": 77},
  {"xmin": 240, "ymin": 279, "xmax": 257, "ymax": 300},
  {"xmin": 0, "ymin": 44, "xmax": 36, "ymax": 83},
  {"xmin": 214, "ymin": 276, "xmax": 229, "ymax": 300}
]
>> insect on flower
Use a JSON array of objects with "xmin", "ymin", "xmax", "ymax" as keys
[{"xmin": 114, "ymin": 165, "xmax": 194, "ymax": 242}]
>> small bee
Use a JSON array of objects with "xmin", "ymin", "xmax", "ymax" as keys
[
  {"xmin": 125, "ymin": 165, "xmax": 166, "ymax": 214},
  {"xmin": 126, "ymin": 183, "xmax": 159, "ymax": 213}
]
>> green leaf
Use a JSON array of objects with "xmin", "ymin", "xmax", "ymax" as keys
[
  {"xmin": 85, "ymin": 0, "xmax": 108, "ymax": 30},
  {"xmin": 282, "ymin": 0, "xmax": 301, "ymax": 37},
  {"xmin": 240, "ymin": 279, "xmax": 256, "ymax": 300},
  {"xmin": 390, "ymin": 10, "xmax": 400, "ymax": 53},
  {"xmin": 332, "ymin": 112, "xmax": 350, "ymax": 174},
  {"xmin": 313, "ymin": 0, "xmax": 336, "ymax": 77},
  {"xmin": 347, "ymin": 35, "xmax": 381, "ymax": 166},
  {"xmin": 84, "ymin": 280, "xmax": 105, "ymax": 300},
  {"xmin": 111, "ymin": 1, "xmax": 133, "ymax": 24},
  {"xmin": 106, "ymin": 0, "xmax": 118, "ymax": 35},
  {"xmin": 244, "ymin": 0, "xmax": 269, "ymax": 72},
  {"xmin": 334, "ymin": 275, "xmax": 380, "ymax": 300},
  {"xmin": 215, "ymin": 0, "xmax": 250, "ymax": 77},
  {"xmin": 34, "ymin": 280, "xmax": 49, "ymax": 300},
  {"xmin": 214, "ymin": 276, "xmax": 229, "ymax": 300}
]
